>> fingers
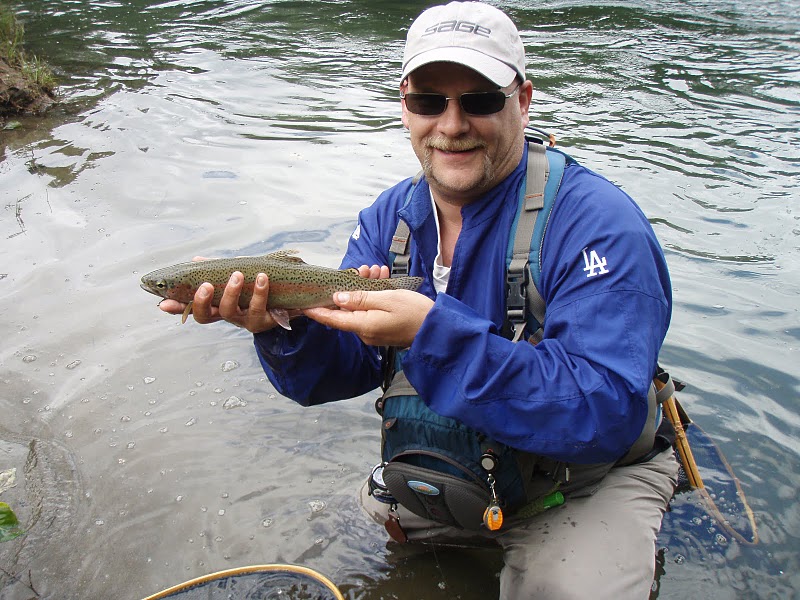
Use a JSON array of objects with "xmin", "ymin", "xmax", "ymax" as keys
[
  {"xmin": 357, "ymin": 265, "xmax": 391, "ymax": 279},
  {"xmin": 218, "ymin": 272, "xmax": 277, "ymax": 333},
  {"xmin": 303, "ymin": 290, "xmax": 387, "ymax": 332},
  {"xmin": 246, "ymin": 273, "xmax": 270, "ymax": 320},
  {"xmin": 191, "ymin": 282, "xmax": 220, "ymax": 324},
  {"xmin": 303, "ymin": 306, "xmax": 363, "ymax": 333},
  {"xmin": 158, "ymin": 299, "xmax": 187, "ymax": 314},
  {"xmin": 250, "ymin": 273, "xmax": 269, "ymax": 313},
  {"xmin": 217, "ymin": 272, "xmax": 244, "ymax": 318}
]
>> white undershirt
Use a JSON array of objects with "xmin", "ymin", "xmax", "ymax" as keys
[{"xmin": 430, "ymin": 190, "xmax": 451, "ymax": 294}]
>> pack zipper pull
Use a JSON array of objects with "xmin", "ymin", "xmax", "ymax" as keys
[{"xmin": 483, "ymin": 474, "xmax": 504, "ymax": 531}]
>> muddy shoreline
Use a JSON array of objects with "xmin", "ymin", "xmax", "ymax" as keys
[{"xmin": 0, "ymin": 56, "xmax": 55, "ymax": 118}]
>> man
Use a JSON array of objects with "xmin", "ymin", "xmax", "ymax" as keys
[{"xmin": 160, "ymin": 2, "xmax": 678, "ymax": 598}]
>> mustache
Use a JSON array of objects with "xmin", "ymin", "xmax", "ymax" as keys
[{"xmin": 425, "ymin": 136, "xmax": 487, "ymax": 152}]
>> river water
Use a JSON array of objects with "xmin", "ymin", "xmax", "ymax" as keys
[{"xmin": 1, "ymin": 1, "xmax": 798, "ymax": 598}]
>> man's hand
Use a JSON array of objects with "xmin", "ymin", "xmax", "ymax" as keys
[
  {"xmin": 304, "ymin": 289, "xmax": 434, "ymax": 347},
  {"xmin": 157, "ymin": 257, "xmax": 280, "ymax": 333}
]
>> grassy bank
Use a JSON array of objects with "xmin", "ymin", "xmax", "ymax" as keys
[{"xmin": 1, "ymin": 2, "xmax": 56, "ymax": 117}]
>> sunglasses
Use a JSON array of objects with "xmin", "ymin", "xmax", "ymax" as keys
[{"xmin": 401, "ymin": 83, "xmax": 521, "ymax": 116}]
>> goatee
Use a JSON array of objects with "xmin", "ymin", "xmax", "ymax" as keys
[{"xmin": 421, "ymin": 136, "xmax": 495, "ymax": 199}]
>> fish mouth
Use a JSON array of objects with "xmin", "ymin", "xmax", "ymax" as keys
[{"xmin": 140, "ymin": 282, "xmax": 159, "ymax": 296}]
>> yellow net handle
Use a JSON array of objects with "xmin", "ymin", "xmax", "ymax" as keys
[
  {"xmin": 142, "ymin": 563, "xmax": 345, "ymax": 600},
  {"xmin": 656, "ymin": 377, "xmax": 759, "ymax": 546}
]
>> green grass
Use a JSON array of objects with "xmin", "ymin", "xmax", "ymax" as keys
[{"xmin": 1, "ymin": 3, "xmax": 56, "ymax": 92}]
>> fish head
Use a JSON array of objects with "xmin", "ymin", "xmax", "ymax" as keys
[
  {"xmin": 140, "ymin": 273, "xmax": 171, "ymax": 299},
  {"xmin": 140, "ymin": 265, "xmax": 200, "ymax": 304}
]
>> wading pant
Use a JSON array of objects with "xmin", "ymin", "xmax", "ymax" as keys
[{"xmin": 360, "ymin": 447, "xmax": 678, "ymax": 600}]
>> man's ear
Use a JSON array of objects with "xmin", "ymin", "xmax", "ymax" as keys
[{"xmin": 518, "ymin": 80, "xmax": 533, "ymax": 128}]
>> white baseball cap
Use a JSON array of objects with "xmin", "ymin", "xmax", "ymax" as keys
[{"xmin": 401, "ymin": 1, "xmax": 526, "ymax": 87}]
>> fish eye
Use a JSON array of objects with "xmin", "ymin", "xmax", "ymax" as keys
[{"xmin": 156, "ymin": 279, "xmax": 167, "ymax": 289}]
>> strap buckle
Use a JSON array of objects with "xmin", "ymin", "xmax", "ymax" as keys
[
  {"xmin": 506, "ymin": 270, "xmax": 527, "ymax": 324},
  {"xmin": 391, "ymin": 258, "xmax": 409, "ymax": 277}
]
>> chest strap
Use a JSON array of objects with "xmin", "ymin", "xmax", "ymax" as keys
[{"xmin": 506, "ymin": 142, "xmax": 548, "ymax": 342}]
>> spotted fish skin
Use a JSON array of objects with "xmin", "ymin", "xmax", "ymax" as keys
[{"xmin": 140, "ymin": 250, "xmax": 423, "ymax": 310}]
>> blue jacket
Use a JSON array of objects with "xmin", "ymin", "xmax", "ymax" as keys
[{"xmin": 254, "ymin": 143, "xmax": 671, "ymax": 464}]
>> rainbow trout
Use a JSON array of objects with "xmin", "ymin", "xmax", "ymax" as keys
[{"xmin": 140, "ymin": 250, "xmax": 423, "ymax": 328}]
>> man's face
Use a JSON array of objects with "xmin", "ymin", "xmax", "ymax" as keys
[{"xmin": 401, "ymin": 62, "xmax": 532, "ymax": 206}]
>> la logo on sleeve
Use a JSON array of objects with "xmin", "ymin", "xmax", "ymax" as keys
[{"xmin": 582, "ymin": 247, "xmax": 610, "ymax": 278}]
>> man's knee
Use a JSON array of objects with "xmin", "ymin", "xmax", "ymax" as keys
[{"xmin": 500, "ymin": 555, "xmax": 655, "ymax": 600}]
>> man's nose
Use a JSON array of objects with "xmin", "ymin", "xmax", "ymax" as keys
[{"xmin": 436, "ymin": 96, "xmax": 470, "ymax": 136}]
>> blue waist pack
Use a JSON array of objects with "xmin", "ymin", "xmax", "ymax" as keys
[{"xmin": 377, "ymin": 370, "xmax": 535, "ymax": 531}]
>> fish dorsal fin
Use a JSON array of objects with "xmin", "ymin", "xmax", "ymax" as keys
[
  {"xmin": 341, "ymin": 268, "xmax": 359, "ymax": 275},
  {"xmin": 266, "ymin": 249, "xmax": 306, "ymax": 264}
]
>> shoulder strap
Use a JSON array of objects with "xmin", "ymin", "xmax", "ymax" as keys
[
  {"xmin": 388, "ymin": 172, "xmax": 422, "ymax": 277},
  {"xmin": 505, "ymin": 142, "xmax": 567, "ymax": 343},
  {"xmin": 389, "ymin": 219, "xmax": 411, "ymax": 276}
]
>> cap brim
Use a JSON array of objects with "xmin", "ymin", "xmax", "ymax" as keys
[{"xmin": 401, "ymin": 47, "xmax": 518, "ymax": 88}]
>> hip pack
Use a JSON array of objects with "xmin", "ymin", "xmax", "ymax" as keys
[{"xmin": 377, "ymin": 370, "xmax": 544, "ymax": 531}]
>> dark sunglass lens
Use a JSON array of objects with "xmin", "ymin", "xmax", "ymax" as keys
[
  {"xmin": 405, "ymin": 93, "xmax": 447, "ymax": 116},
  {"xmin": 460, "ymin": 91, "xmax": 506, "ymax": 115}
]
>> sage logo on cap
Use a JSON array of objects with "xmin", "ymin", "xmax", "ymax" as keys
[{"xmin": 422, "ymin": 20, "xmax": 492, "ymax": 38}]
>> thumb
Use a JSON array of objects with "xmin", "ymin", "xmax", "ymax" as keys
[
  {"xmin": 335, "ymin": 290, "xmax": 399, "ymax": 311},
  {"xmin": 333, "ymin": 290, "xmax": 371, "ymax": 311}
]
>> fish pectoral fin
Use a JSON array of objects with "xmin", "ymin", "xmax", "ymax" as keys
[
  {"xmin": 266, "ymin": 249, "xmax": 306, "ymax": 264},
  {"xmin": 181, "ymin": 301, "xmax": 193, "ymax": 324},
  {"xmin": 269, "ymin": 308, "xmax": 292, "ymax": 330}
]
